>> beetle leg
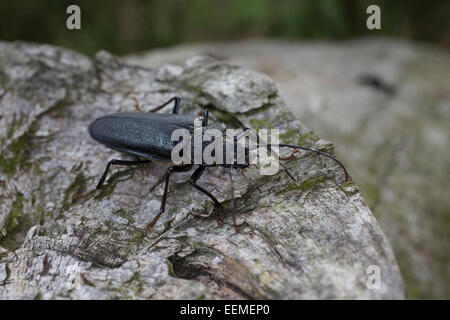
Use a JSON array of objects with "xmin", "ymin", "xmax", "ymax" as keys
[
  {"xmin": 148, "ymin": 172, "xmax": 166, "ymax": 193},
  {"xmin": 227, "ymin": 167, "xmax": 239, "ymax": 233},
  {"xmin": 148, "ymin": 96, "xmax": 181, "ymax": 114},
  {"xmin": 202, "ymin": 107, "xmax": 209, "ymax": 126},
  {"xmin": 72, "ymin": 159, "xmax": 152, "ymax": 202},
  {"xmin": 240, "ymin": 168, "xmax": 248, "ymax": 179},
  {"xmin": 95, "ymin": 159, "xmax": 152, "ymax": 190},
  {"xmin": 189, "ymin": 166, "xmax": 223, "ymax": 227},
  {"xmin": 131, "ymin": 96, "xmax": 143, "ymax": 112},
  {"xmin": 145, "ymin": 164, "xmax": 193, "ymax": 232},
  {"xmin": 244, "ymin": 127, "xmax": 297, "ymax": 181},
  {"xmin": 279, "ymin": 149, "xmax": 300, "ymax": 161}
]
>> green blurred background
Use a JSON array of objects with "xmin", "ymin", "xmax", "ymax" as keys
[{"xmin": 0, "ymin": 0, "xmax": 449, "ymax": 56}]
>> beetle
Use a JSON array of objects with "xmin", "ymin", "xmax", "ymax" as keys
[{"xmin": 73, "ymin": 96, "xmax": 349, "ymax": 233}]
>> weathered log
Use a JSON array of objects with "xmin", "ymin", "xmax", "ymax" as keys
[
  {"xmin": 0, "ymin": 41, "xmax": 404, "ymax": 299},
  {"xmin": 126, "ymin": 38, "xmax": 450, "ymax": 299}
]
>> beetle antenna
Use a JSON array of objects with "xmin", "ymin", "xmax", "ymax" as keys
[
  {"xmin": 276, "ymin": 143, "xmax": 349, "ymax": 182},
  {"xmin": 228, "ymin": 167, "xmax": 239, "ymax": 233},
  {"xmin": 240, "ymin": 127, "xmax": 348, "ymax": 182},
  {"xmin": 241, "ymin": 127, "xmax": 296, "ymax": 181},
  {"xmin": 279, "ymin": 160, "xmax": 296, "ymax": 181}
]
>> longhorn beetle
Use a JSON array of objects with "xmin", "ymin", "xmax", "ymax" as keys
[{"xmin": 73, "ymin": 97, "xmax": 349, "ymax": 233}]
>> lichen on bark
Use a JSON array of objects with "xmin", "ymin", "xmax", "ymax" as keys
[{"xmin": 0, "ymin": 41, "xmax": 404, "ymax": 299}]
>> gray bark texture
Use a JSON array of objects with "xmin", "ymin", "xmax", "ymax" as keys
[
  {"xmin": 127, "ymin": 38, "xmax": 450, "ymax": 299},
  {"xmin": 0, "ymin": 41, "xmax": 404, "ymax": 299}
]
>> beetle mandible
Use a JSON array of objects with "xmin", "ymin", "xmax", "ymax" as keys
[{"xmin": 73, "ymin": 97, "xmax": 349, "ymax": 233}]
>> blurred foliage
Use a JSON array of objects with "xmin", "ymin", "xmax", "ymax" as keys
[{"xmin": 0, "ymin": 0, "xmax": 449, "ymax": 55}]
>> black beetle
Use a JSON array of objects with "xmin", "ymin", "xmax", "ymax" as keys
[{"xmin": 73, "ymin": 97, "xmax": 348, "ymax": 233}]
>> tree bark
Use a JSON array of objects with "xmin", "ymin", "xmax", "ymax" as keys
[{"xmin": 0, "ymin": 41, "xmax": 404, "ymax": 299}]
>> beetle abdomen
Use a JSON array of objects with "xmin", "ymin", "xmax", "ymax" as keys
[{"xmin": 89, "ymin": 112, "xmax": 196, "ymax": 161}]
